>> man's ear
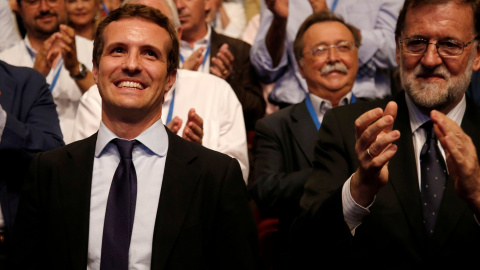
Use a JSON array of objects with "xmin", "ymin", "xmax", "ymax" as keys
[
  {"xmin": 297, "ymin": 59, "xmax": 306, "ymax": 79},
  {"xmin": 176, "ymin": 26, "xmax": 183, "ymax": 41},
  {"xmin": 204, "ymin": 0, "xmax": 212, "ymax": 13},
  {"xmin": 164, "ymin": 69, "xmax": 177, "ymax": 97},
  {"xmin": 473, "ymin": 41, "xmax": 480, "ymax": 72},
  {"xmin": 395, "ymin": 36, "xmax": 401, "ymax": 67},
  {"xmin": 92, "ymin": 60, "xmax": 99, "ymax": 84}
]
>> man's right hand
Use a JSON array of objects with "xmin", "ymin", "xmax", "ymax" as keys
[
  {"xmin": 350, "ymin": 101, "xmax": 400, "ymax": 207},
  {"xmin": 182, "ymin": 47, "xmax": 205, "ymax": 71},
  {"xmin": 33, "ymin": 33, "xmax": 62, "ymax": 77},
  {"xmin": 266, "ymin": 0, "xmax": 288, "ymax": 19}
]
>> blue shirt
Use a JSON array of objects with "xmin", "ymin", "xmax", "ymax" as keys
[
  {"xmin": 88, "ymin": 119, "xmax": 168, "ymax": 270},
  {"xmin": 250, "ymin": 0, "xmax": 404, "ymax": 104}
]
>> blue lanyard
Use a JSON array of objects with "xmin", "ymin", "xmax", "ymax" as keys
[
  {"xmin": 101, "ymin": 1, "xmax": 110, "ymax": 15},
  {"xmin": 166, "ymin": 89, "xmax": 176, "ymax": 124},
  {"xmin": 331, "ymin": 0, "xmax": 339, "ymax": 12},
  {"xmin": 179, "ymin": 42, "xmax": 211, "ymax": 71},
  {"xmin": 25, "ymin": 42, "xmax": 63, "ymax": 91},
  {"xmin": 305, "ymin": 93, "xmax": 356, "ymax": 130}
]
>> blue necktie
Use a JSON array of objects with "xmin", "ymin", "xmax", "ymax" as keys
[
  {"xmin": 100, "ymin": 139, "xmax": 137, "ymax": 270},
  {"xmin": 420, "ymin": 121, "xmax": 446, "ymax": 236}
]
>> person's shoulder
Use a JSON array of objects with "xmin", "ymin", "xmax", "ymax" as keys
[
  {"xmin": 168, "ymin": 128, "xmax": 235, "ymax": 163},
  {"xmin": 177, "ymin": 69, "xmax": 234, "ymax": 92},
  {"xmin": 330, "ymin": 96, "xmax": 390, "ymax": 118},
  {"xmin": 259, "ymin": 101, "xmax": 302, "ymax": 124},
  {"xmin": 75, "ymin": 35, "xmax": 93, "ymax": 45},
  {"xmin": 0, "ymin": 60, "xmax": 46, "ymax": 85},
  {"xmin": 0, "ymin": 41, "xmax": 22, "ymax": 57},
  {"xmin": 212, "ymin": 30, "xmax": 251, "ymax": 49}
]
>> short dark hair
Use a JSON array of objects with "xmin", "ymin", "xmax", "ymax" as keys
[
  {"xmin": 93, "ymin": 4, "xmax": 179, "ymax": 74},
  {"xmin": 293, "ymin": 11, "xmax": 361, "ymax": 62},
  {"xmin": 395, "ymin": 0, "xmax": 480, "ymax": 38}
]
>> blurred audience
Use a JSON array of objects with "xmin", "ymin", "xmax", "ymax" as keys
[
  {"xmin": 0, "ymin": 0, "xmax": 21, "ymax": 52},
  {"xmin": 244, "ymin": 0, "xmax": 259, "ymax": 23},
  {"xmin": 207, "ymin": 0, "xmax": 246, "ymax": 39},
  {"xmin": 66, "ymin": 0, "xmax": 102, "ymax": 40},
  {"xmin": 99, "ymin": 0, "xmax": 120, "ymax": 16},
  {"xmin": 0, "ymin": 60, "xmax": 63, "ymax": 267},
  {"xmin": 175, "ymin": 0, "xmax": 265, "ymax": 133},
  {"xmin": 0, "ymin": 0, "xmax": 95, "ymax": 144},
  {"xmin": 250, "ymin": 0, "xmax": 403, "ymax": 108}
]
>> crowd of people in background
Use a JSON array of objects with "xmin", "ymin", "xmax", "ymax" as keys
[{"xmin": 1, "ymin": 0, "xmax": 480, "ymax": 269}]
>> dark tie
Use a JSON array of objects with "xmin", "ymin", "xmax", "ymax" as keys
[
  {"xmin": 420, "ymin": 121, "xmax": 447, "ymax": 236},
  {"xmin": 100, "ymin": 139, "xmax": 138, "ymax": 270}
]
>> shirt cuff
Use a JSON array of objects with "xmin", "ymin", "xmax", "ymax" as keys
[
  {"xmin": 0, "ymin": 104, "xmax": 6, "ymax": 144},
  {"xmin": 342, "ymin": 174, "xmax": 373, "ymax": 235}
]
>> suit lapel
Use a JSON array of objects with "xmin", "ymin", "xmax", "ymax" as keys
[
  {"xmin": 150, "ymin": 130, "xmax": 201, "ymax": 269},
  {"xmin": 60, "ymin": 135, "xmax": 96, "ymax": 270},
  {"xmin": 290, "ymin": 101, "xmax": 318, "ymax": 164},
  {"xmin": 387, "ymin": 93, "xmax": 427, "ymax": 243},
  {"xmin": 434, "ymin": 98, "xmax": 480, "ymax": 245}
]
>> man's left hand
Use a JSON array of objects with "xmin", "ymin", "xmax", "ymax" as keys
[
  {"xmin": 58, "ymin": 24, "xmax": 80, "ymax": 77},
  {"xmin": 431, "ymin": 110, "xmax": 480, "ymax": 214},
  {"xmin": 182, "ymin": 108, "xmax": 203, "ymax": 145},
  {"xmin": 210, "ymin": 43, "xmax": 234, "ymax": 80}
]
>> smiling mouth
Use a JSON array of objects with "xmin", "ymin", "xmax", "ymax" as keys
[{"xmin": 116, "ymin": 81, "xmax": 145, "ymax": 90}]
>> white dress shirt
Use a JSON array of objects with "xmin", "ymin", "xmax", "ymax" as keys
[
  {"xmin": 72, "ymin": 69, "xmax": 249, "ymax": 182},
  {"xmin": 179, "ymin": 25, "xmax": 212, "ymax": 73},
  {"xmin": 88, "ymin": 119, "xmax": 168, "ymax": 270},
  {"xmin": 342, "ymin": 93, "xmax": 466, "ymax": 233}
]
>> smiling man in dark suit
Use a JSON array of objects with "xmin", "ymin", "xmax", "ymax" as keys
[
  {"xmin": 292, "ymin": 0, "xmax": 480, "ymax": 268},
  {"xmin": 248, "ymin": 11, "xmax": 362, "ymax": 270},
  {"xmin": 12, "ymin": 4, "xmax": 259, "ymax": 270}
]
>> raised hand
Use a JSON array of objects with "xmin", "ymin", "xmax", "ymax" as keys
[
  {"xmin": 210, "ymin": 43, "xmax": 234, "ymax": 80},
  {"xmin": 182, "ymin": 47, "xmax": 205, "ymax": 71},
  {"xmin": 182, "ymin": 108, "xmax": 204, "ymax": 145},
  {"xmin": 351, "ymin": 101, "xmax": 400, "ymax": 207},
  {"xmin": 431, "ymin": 110, "xmax": 480, "ymax": 214}
]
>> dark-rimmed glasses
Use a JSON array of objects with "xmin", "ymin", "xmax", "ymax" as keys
[
  {"xmin": 400, "ymin": 36, "xmax": 479, "ymax": 56},
  {"xmin": 304, "ymin": 40, "xmax": 356, "ymax": 59}
]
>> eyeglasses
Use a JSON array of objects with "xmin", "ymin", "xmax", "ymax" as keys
[
  {"xmin": 22, "ymin": 0, "xmax": 60, "ymax": 8},
  {"xmin": 400, "ymin": 36, "xmax": 479, "ymax": 56},
  {"xmin": 304, "ymin": 40, "xmax": 356, "ymax": 58}
]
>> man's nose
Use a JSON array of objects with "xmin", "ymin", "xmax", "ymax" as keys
[
  {"xmin": 327, "ymin": 46, "xmax": 339, "ymax": 62},
  {"xmin": 122, "ymin": 53, "xmax": 142, "ymax": 73},
  {"xmin": 421, "ymin": 43, "xmax": 443, "ymax": 69}
]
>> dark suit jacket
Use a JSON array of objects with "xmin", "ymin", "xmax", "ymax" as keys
[
  {"xmin": 292, "ymin": 91, "xmax": 480, "ymax": 269},
  {"xmin": 0, "ymin": 60, "xmax": 63, "ymax": 245},
  {"xmin": 248, "ymin": 100, "xmax": 317, "ymax": 269},
  {"xmin": 249, "ymin": 100, "xmax": 316, "ymax": 226},
  {"xmin": 210, "ymin": 30, "xmax": 265, "ymax": 131},
  {"xmin": 12, "ymin": 128, "xmax": 259, "ymax": 270}
]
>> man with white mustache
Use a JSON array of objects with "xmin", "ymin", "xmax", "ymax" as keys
[{"xmin": 248, "ymin": 11, "xmax": 362, "ymax": 270}]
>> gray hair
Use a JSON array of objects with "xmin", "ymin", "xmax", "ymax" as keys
[{"xmin": 122, "ymin": 0, "xmax": 180, "ymax": 29}]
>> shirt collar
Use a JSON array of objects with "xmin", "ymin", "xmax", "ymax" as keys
[
  {"xmin": 180, "ymin": 23, "xmax": 211, "ymax": 50},
  {"xmin": 95, "ymin": 118, "xmax": 169, "ymax": 158},
  {"xmin": 308, "ymin": 91, "xmax": 353, "ymax": 117},
  {"xmin": 405, "ymin": 92, "xmax": 466, "ymax": 134}
]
